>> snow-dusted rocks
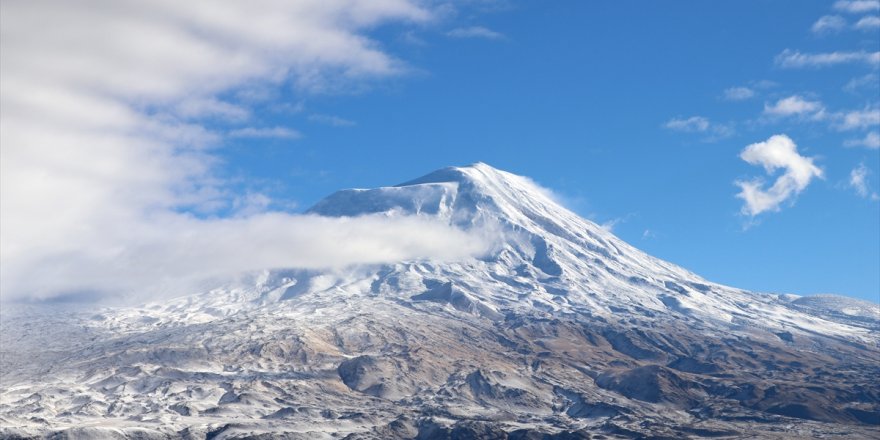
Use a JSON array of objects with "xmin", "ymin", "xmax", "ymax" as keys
[{"xmin": 1, "ymin": 163, "xmax": 878, "ymax": 439}]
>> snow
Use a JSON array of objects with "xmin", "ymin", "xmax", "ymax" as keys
[{"xmin": 1, "ymin": 162, "xmax": 877, "ymax": 438}]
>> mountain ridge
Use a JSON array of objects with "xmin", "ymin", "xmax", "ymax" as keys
[{"xmin": 1, "ymin": 163, "xmax": 878, "ymax": 439}]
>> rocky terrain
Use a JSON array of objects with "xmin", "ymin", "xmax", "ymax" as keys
[{"xmin": 1, "ymin": 163, "xmax": 878, "ymax": 439}]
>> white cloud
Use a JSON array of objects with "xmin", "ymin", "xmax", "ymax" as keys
[
  {"xmin": 763, "ymin": 95, "xmax": 826, "ymax": 119},
  {"xmin": 1, "ymin": 1, "xmax": 494, "ymax": 303},
  {"xmin": 854, "ymin": 15, "xmax": 880, "ymax": 28},
  {"xmin": 849, "ymin": 163, "xmax": 880, "ymax": 200},
  {"xmin": 735, "ymin": 135, "xmax": 823, "ymax": 216},
  {"xmin": 446, "ymin": 26, "xmax": 504, "ymax": 40},
  {"xmin": 229, "ymin": 126, "xmax": 302, "ymax": 139},
  {"xmin": 723, "ymin": 86, "xmax": 756, "ymax": 101},
  {"xmin": 1, "ymin": 213, "xmax": 494, "ymax": 303},
  {"xmin": 775, "ymin": 49, "xmax": 880, "ymax": 68},
  {"xmin": 812, "ymin": 15, "xmax": 848, "ymax": 33},
  {"xmin": 833, "ymin": 0, "xmax": 880, "ymax": 13},
  {"xmin": 308, "ymin": 114, "xmax": 357, "ymax": 127},
  {"xmin": 844, "ymin": 131, "xmax": 880, "ymax": 148},
  {"xmin": 835, "ymin": 106, "xmax": 880, "ymax": 130}
]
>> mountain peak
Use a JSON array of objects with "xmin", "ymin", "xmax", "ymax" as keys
[
  {"xmin": 308, "ymin": 162, "xmax": 562, "ymax": 223},
  {"xmin": 307, "ymin": 163, "xmax": 697, "ymax": 294},
  {"xmin": 396, "ymin": 162, "xmax": 528, "ymax": 189}
]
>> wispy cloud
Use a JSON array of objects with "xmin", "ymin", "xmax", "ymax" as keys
[
  {"xmin": 735, "ymin": 135, "xmax": 823, "ymax": 216},
  {"xmin": 834, "ymin": 106, "xmax": 880, "ymax": 130},
  {"xmin": 844, "ymin": 73, "xmax": 880, "ymax": 93},
  {"xmin": 775, "ymin": 49, "xmax": 880, "ymax": 68},
  {"xmin": 812, "ymin": 15, "xmax": 848, "ymax": 33},
  {"xmin": 850, "ymin": 163, "xmax": 880, "ymax": 200},
  {"xmin": 854, "ymin": 15, "xmax": 880, "ymax": 29},
  {"xmin": 664, "ymin": 115, "xmax": 734, "ymax": 140},
  {"xmin": 723, "ymin": 86, "xmax": 756, "ymax": 101},
  {"xmin": 447, "ymin": 26, "xmax": 504, "ymax": 40},
  {"xmin": 599, "ymin": 213, "xmax": 635, "ymax": 233},
  {"xmin": 844, "ymin": 131, "xmax": 880, "ymax": 148},
  {"xmin": 833, "ymin": 0, "xmax": 880, "ymax": 13},
  {"xmin": 229, "ymin": 127, "xmax": 302, "ymax": 139},
  {"xmin": 308, "ymin": 114, "xmax": 357, "ymax": 127},
  {"xmin": 665, "ymin": 116, "xmax": 710, "ymax": 132},
  {"xmin": 809, "ymin": 13, "xmax": 880, "ymax": 33}
]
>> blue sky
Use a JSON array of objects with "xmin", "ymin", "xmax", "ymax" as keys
[
  {"xmin": 221, "ymin": 1, "xmax": 880, "ymax": 301},
  {"xmin": 2, "ymin": 0, "xmax": 878, "ymax": 303}
]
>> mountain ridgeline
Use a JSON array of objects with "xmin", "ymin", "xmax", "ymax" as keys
[{"xmin": 1, "ymin": 163, "xmax": 878, "ymax": 439}]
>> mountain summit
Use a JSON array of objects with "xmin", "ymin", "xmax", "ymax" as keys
[
  {"xmin": 2, "ymin": 164, "xmax": 878, "ymax": 439},
  {"xmin": 313, "ymin": 163, "xmax": 874, "ymax": 336}
]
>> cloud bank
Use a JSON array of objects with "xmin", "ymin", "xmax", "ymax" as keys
[
  {"xmin": 2, "ymin": 213, "xmax": 494, "ymax": 304},
  {"xmin": 0, "ymin": 1, "xmax": 496, "ymax": 304},
  {"xmin": 735, "ymin": 135, "xmax": 824, "ymax": 216}
]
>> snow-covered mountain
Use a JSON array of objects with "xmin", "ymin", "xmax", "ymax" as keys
[{"xmin": 1, "ymin": 163, "xmax": 878, "ymax": 439}]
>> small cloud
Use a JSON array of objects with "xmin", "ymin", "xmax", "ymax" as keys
[
  {"xmin": 735, "ymin": 134, "xmax": 823, "ymax": 216},
  {"xmin": 723, "ymin": 86, "xmax": 756, "ymax": 101},
  {"xmin": 844, "ymin": 131, "xmax": 880, "ymax": 148},
  {"xmin": 855, "ymin": 15, "xmax": 880, "ymax": 28},
  {"xmin": 642, "ymin": 229, "xmax": 656, "ymax": 239},
  {"xmin": 665, "ymin": 116, "xmax": 710, "ymax": 132},
  {"xmin": 775, "ymin": 49, "xmax": 880, "ymax": 68},
  {"xmin": 850, "ymin": 163, "xmax": 880, "ymax": 200},
  {"xmin": 763, "ymin": 95, "xmax": 826, "ymax": 119},
  {"xmin": 664, "ymin": 116, "xmax": 734, "ymax": 141},
  {"xmin": 812, "ymin": 15, "xmax": 847, "ymax": 33},
  {"xmin": 446, "ymin": 26, "xmax": 504, "ymax": 40},
  {"xmin": 844, "ymin": 74, "xmax": 880, "ymax": 93},
  {"xmin": 752, "ymin": 79, "xmax": 779, "ymax": 89},
  {"xmin": 833, "ymin": 0, "xmax": 880, "ymax": 13},
  {"xmin": 308, "ymin": 114, "xmax": 356, "ymax": 127},
  {"xmin": 834, "ymin": 106, "xmax": 880, "ymax": 130},
  {"xmin": 228, "ymin": 126, "xmax": 301, "ymax": 139}
]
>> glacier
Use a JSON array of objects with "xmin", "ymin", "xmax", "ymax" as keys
[{"xmin": 1, "ymin": 163, "xmax": 878, "ymax": 439}]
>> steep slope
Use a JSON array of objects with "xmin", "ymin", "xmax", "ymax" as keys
[{"xmin": 1, "ymin": 163, "xmax": 878, "ymax": 439}]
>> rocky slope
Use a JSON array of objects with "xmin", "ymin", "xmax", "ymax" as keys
[{"xmin": 1, "ymin": 163, "xmax": 878, "ymax": 439}]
